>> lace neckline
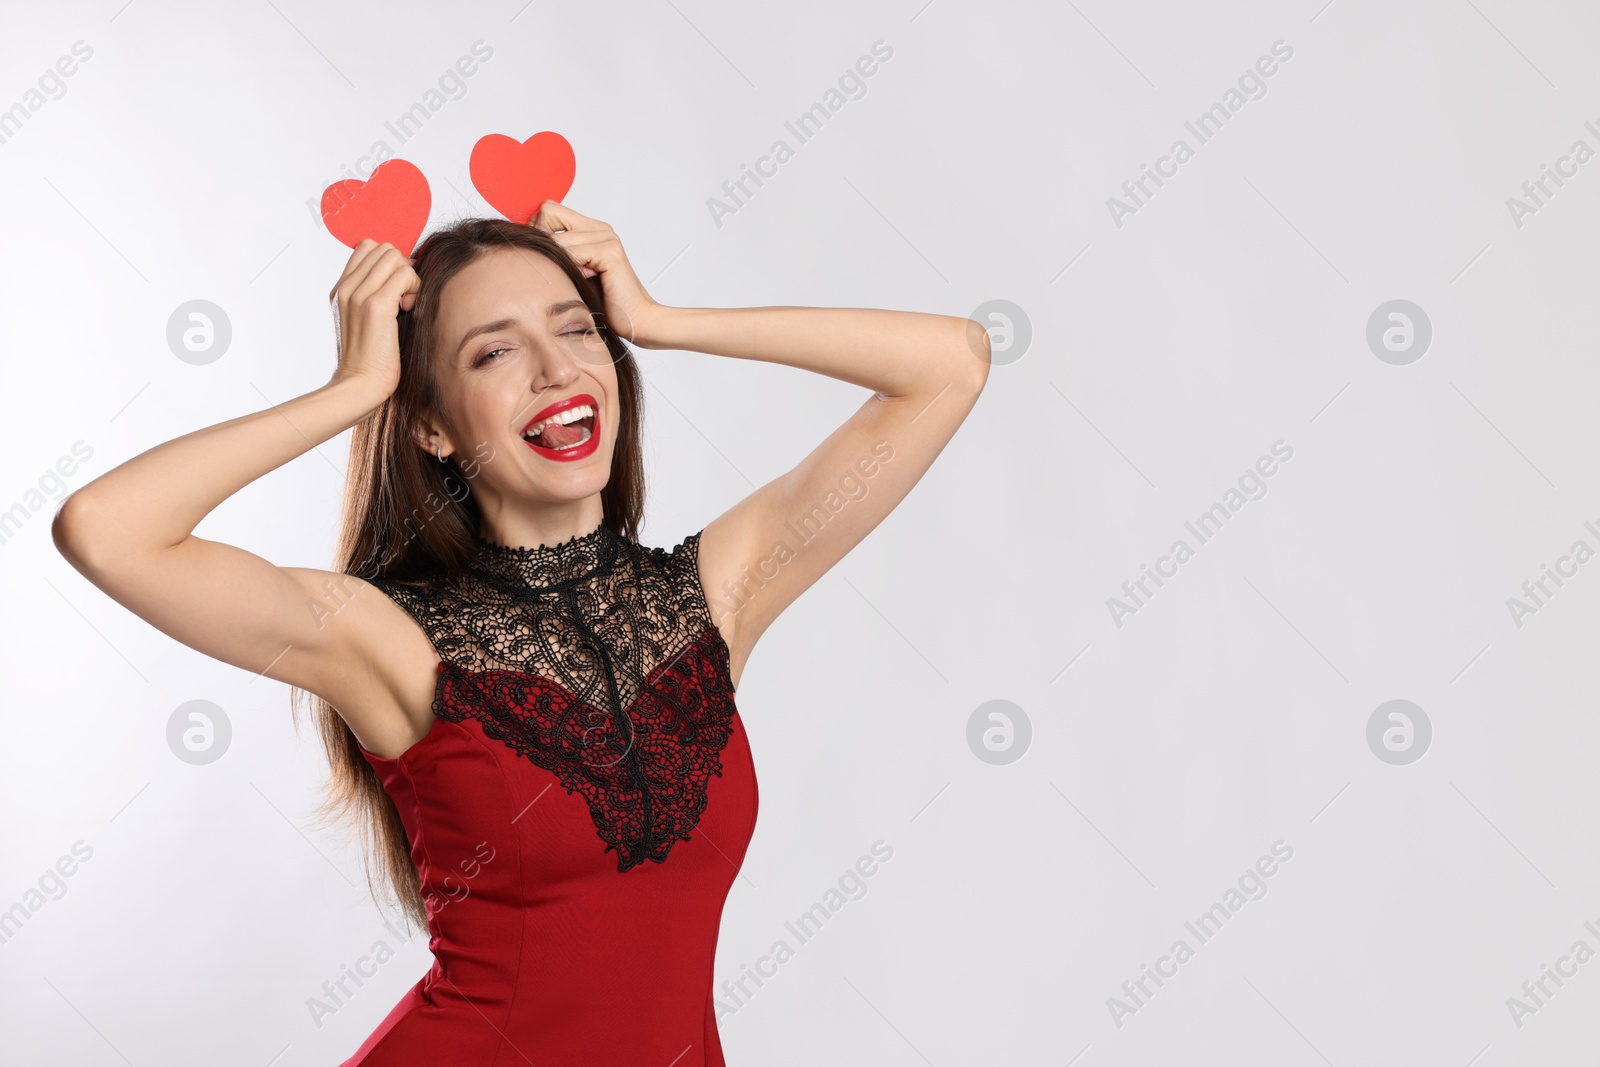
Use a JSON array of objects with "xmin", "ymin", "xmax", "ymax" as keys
[{"xmin": 468, "ymin": 522, "xmax": 619, "ymax": 590}]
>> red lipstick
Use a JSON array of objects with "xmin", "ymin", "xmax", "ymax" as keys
[{"xmin": 520, "ymin": 392, "xmax": 600, "ymax": 462}]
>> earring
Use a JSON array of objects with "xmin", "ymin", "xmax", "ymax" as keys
[{"xmin": 437, "ymin": 446, "xmax": 448, "ymax": 461}]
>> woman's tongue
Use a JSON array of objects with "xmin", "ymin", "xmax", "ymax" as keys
[{"xmin": 536, "ymin": 421, "xmax": 585, "ymax": 449}]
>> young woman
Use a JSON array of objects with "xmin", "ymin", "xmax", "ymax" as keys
[{"xmin": 52, "ymin": 202, "xmax": 990, "ymax": 1065}]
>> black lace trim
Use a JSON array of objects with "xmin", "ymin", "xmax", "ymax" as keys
[
  {"xmin": 365, "ymin": 528, "xmax": 736, "ymax": 871},
  {"xmin": 468, "ymin": 521, "xmax": 618, "ymax": 591}
]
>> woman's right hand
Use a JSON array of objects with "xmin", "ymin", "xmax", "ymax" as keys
[{"xmin": 328, "ymin": 239, "xmax": 420, "ymax": 396}]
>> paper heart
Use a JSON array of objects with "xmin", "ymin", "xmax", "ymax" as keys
[
  {"xmin": 469, "ymin": 132, "xmax": 575, "ymax": 225},
  {"xmin": 320, "ymin": 158, "xmax": 431, "ymax": 256}
]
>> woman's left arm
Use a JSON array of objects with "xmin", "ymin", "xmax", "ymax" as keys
[{"xmin": 636, "ymin": 303, "xmax": 991, "ymax": 678}]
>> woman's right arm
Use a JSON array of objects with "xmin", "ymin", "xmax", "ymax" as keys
[{"xmin": 51, "ymin": 241, "xmax": 422, "ymax": 743}]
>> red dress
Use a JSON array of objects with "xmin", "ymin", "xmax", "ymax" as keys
[{"xmin": 340, "ymin": 524, "xmax": 758, "ymax": 1066}]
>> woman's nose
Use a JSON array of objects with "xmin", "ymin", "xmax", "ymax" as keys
[{"xmin": 529, "ymin": 356, "xmax": 577, "ymax": 396}]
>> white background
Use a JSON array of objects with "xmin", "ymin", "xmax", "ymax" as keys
[{"xmin": 3, "ymin": 0, "xmax": 1599, "ymax": 1064}]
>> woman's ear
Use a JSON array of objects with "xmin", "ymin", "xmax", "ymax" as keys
[{"xmin": 411, "ymin": 420, "xmax": 453, "ymax": 461}]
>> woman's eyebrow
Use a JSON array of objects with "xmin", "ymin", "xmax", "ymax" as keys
[
  {"xmin": 456, "ymin": 318, "xmax": 517, "ymax": 355},
  {"xmin": 455, "ymin": 301, "xmax": 593, "ymax": 355}
]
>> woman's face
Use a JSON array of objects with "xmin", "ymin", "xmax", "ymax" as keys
[{"xmin": 425, "ymin": 245, "xmax": 620, "ymax": 512}]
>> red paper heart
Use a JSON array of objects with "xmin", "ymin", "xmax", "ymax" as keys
[
  {"xmin": 320, "ymin": 158, "xmax": 431, "ymax": 256},
  {"xmin": 469, "ymin": 132, "xmax": 576, "ymax": 225}
]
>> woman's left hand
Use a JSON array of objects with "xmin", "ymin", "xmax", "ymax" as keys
[{"xmin": 530, "ymin": 201, "xmax": 663, "ymax": 346}]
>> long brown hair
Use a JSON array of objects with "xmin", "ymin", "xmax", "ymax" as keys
[{"xmin": 291, "ymin": 216, "xmax": 646, "ymax": 931}]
